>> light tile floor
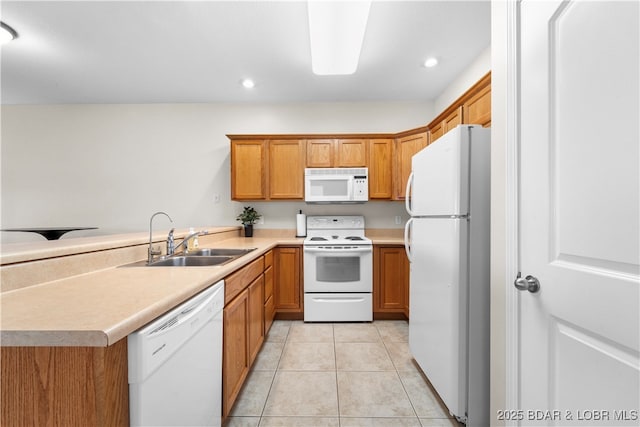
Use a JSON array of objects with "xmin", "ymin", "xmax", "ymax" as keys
[{"xmin": 224, "ymin": 320, "xmax": 462, "ymax": 427}]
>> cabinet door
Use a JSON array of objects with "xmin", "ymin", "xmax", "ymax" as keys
[
  {"xmin": 231, "ymin": 140, "xmax": 266, "ymax": 200},
  {"xmin": 306, "ymin": 139, "xmax": 334, "ymax": 167},
  {"xmin": 336, "ymin": 139, "xmax": 367, "ymax": 167},
  {"xmin": 269, "ymin": 140, "xmax": 305, "ymax": 199},
  {"xmin": 374, "ymin": 246, "xmax": 409, "ymax": 313},
  {"xmin": 463, "ymin": 83, "xmax": 491, "ymax": 127},
  {"xmin": 394, "ymin": 132, "xmax": 428, "ymax": 200},
  {"xmin": 248, "ymin": 275, "xmax": 264, "ymax": 365},
  {"xmin": 274, "ymin": 246, "xmax": 302, "ymax": 312},
  {"xmin": 368, "ymin": 138, "xmax": 393, "ymax": 199},
  {"xmin": 443, "ymin": 106, "xmax": 463, "ymax": 133},
  {"xmin": 223, "ymin": 289, "xmax": 249, "ymax": 417},
  {"xmin": 428, "ymin": 122, "xmax": 444, "ymax": 143},
  {"xmin": 263, "ymin": 251, "xmax": 275, "ymax": 334}
]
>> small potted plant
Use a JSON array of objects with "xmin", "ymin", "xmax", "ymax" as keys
[{"xmin": 236, "ymin": 206, "xmax": 261, "ymax": 237}]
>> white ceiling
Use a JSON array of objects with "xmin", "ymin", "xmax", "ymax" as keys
[{"xmin": 0, "ymin": 1, "xmax": 491, "ymax": 105}]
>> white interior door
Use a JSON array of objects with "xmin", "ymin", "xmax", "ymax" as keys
[{"xmin": 517, "ymin": 0, "xmax": 639, "ymax": 425}]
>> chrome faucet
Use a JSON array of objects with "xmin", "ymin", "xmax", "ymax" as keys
[
  {"xmin": 148, "ymin": 211, "xmax": 173, "ymax": 264},
  {"xmin": 168, "ymin": 230, "xmax": 209, "ymax": 256}
]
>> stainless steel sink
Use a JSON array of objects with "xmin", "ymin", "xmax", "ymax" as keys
[
  {"xmin": 148, "ymin": 255, "xmax": 235, "ymax": 267},
  {"xmin": 184, "ymin": 248, "xmax": 256, "ymax": 257},
  {"xmin": 122, "ymin": 247, "xmax": 257, "ymax": 267}
]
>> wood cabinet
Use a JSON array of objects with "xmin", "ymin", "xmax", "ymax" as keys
[
  {"xmin": 230, "ymin": 138, "xmax": 304, "ymax": 201},
  {"xmin": 394, "ymin": 131, "xmax": 428, "ymax": 200},
  {"xmin": 1, "ymin": 339, "xmax": 129, "ymax": 426},
  {"xmin": 273, "ymin": 246, "xmax": 302, "ymax": 314},
  {"xmin": 306, "ymin": 139, "xmax": 334, "ymax": 167},
  {"xmin": 368, "ymin": 138, "xmax": 393, "ymax": 199},
  {"xmin": 263, "ymin": 250, "xmax": 275, "ymax": 334},
  {"xmin": 222, "ymin": 255, "xmax": 266, "ymax": 417},
  {"xmin": 336, "ymin": 139, "xmax": 367, "ymax": 167},
  {"xmin": 228, "ymin": 72, "xmax": 490, "ymax": 204},
  {"xmin": 247, "ymin": 275, "xmax": 265, "ymax": 365},
  {"xmin": 269, "ymin": 139, "xmax": 305, "ymax": 199},
  {"xmin": 231, "ymin": 140, "xmax": 266, "ymax": 200},
  {"xmin": 306, "ymin": 139, "xmax": 367, "ymax": 168},
  {"xmin": 463, "ymin": 82, "xmax": 491, "ymax": 127},
  {"xmin": 429, "ymin": 106, "xmax": 463, "ymax": 144},
  {"xmin": 373, "ymin": 245, "xmax": 410, "ymax": 318},
  {"xmin": 223, "ymin": 288, "xmax": 250, "ymax": 417}
]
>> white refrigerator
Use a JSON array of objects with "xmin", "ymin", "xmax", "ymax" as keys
[{"xmin": 404, "ymin": 125, "xmax": 490, "ymax": 426}]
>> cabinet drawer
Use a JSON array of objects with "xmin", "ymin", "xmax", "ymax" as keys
[
  {"xmin": 264, "ymin": 250, "xmax": 273, "ymax": 269},
  {"xmin": 225, "ymin": 256, "xmax": 265, "ymax": 304},
  {"xmin": 264, "ymin": 266, "xmax": 273, "ymax": 303}
]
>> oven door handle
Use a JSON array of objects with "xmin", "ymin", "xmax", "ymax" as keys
[{"xmin": 303, "ymin": 246, "xmax": 372, "ymax": 254}]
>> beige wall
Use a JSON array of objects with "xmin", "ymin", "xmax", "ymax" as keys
[
  {"xmin": 1, "ymin": 102, "xmax": 434, "ymax": 242},
  {"xmin": 1, "ymin": 44, "xmax": 491, "ymax": 244}
]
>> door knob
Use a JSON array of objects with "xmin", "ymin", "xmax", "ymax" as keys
[{"xmin": 514, "ymin": 272, "xmax": 540, "ymax": 293}]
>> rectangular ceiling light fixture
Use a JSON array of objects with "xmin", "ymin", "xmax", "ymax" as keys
[{"xmin": 308, "ymin": 0, "xmax": 372, "ymax": 75}]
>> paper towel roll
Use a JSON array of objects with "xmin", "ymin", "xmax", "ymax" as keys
[{"xmin": 296, "ymin": 213, "xmax": 306, "ymax": 237}]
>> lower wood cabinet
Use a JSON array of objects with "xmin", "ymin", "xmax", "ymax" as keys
[
  {"xmin": 273, "ymin": 246, "xmax": 303, "ymax": 315},
  {"xmin": 1, "ymin": 339, "xmax": 129, "ymax": 426},
  {"xmin": 222, "ymin": 254, "xmax": 267, "ymax": 418},
  {"xmin": 247, "ymin": 275, "xmax": 265, "ymax": 366},
  {"xmin": 223, "ymin": 288, "xmax": 250, "ymax": 417},
  {"xmin": 263, "ymin": 250, "xmax": 275, "ymax": 334},
  {"xmin": 373, "ymin": 245, "xmax": 410, "ymax": 319}
]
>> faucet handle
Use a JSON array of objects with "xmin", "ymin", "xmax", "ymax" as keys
[{"xmin": 167, "ymin": 228, "xmax": 176, "ymax": 255}]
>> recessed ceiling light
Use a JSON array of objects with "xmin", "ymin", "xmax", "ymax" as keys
[
  {"xmin": 423, "ymin": 57, "xmax": 439, "ymax": 68},
  {"xmin": 308, "ymin": 0, "xmax": 371, "ymax": 75},
  {"xmin": 0, "ymin": 22, "xmax": 18, "ymax": 45},
  {"xmin": 241, "ymin": 79, "xmax": 255, "ymax": 89}
]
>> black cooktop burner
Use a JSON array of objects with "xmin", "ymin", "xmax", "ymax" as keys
[
  {"xmin": 309, "ymin": 237, "xmax": 328, "ymax": 241},
  {"xmin": 345, "ymin": 236, "xmax": 364, "ymax": 241}
]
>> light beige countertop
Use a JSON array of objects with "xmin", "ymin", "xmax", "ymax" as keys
[{"xmin": 0, "ymin": 229, "xmax": 403, "ymax": 347}]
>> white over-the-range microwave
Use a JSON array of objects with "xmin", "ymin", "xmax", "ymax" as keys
[{"xmin": 304, "ymin": 168, "xmax": 368, "ymax": 203}]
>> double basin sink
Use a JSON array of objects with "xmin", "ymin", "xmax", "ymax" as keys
[{"xmin": 144, "ymin": 248, "xmax": 256, "ymax": 267}]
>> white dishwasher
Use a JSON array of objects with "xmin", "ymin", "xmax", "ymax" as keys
[{"xmin": 128, "ymin": 280, "xmax": 224, "ymax": 427}]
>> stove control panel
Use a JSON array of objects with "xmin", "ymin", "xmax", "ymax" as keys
[{"xmin": 306, "ymin": 215, "xmax": 365, "ymax": 230}]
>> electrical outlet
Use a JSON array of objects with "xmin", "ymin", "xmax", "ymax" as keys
[
  {"xmin": 213, "ymin": 194, "xmax": 220, "ymax": 203},
  {"xmin": 394, "ymin": 215, "xmax": 402, "ymax": 225}
]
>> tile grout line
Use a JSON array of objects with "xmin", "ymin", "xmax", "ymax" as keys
[
  {"xmin": 333, "ymin": 323, "xmax": 343, "ymax": 427},
  {"xmin": 258, "ymin": 320, "xmax": 292, "ymax": 425},
  {"xmin": 377, "ymin": 321, "xmax": 423, "ymax": 425}
]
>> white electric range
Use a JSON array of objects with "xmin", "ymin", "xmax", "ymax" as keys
[{"xmin": 303, "ymin": 215, "xmax": 373, "ymax": 322}]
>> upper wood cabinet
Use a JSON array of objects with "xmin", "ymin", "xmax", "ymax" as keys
[
  {"xmin": 228, "ymin": 72, "xmax": 490, "ymax": 203},
  {"xmin": 429, "ymin": 106, "xmax": 463, "ymax": 144},
  {"xmin": 463, "ymin": 82, "xmax": 491, "ymax": 127},
  {"xmin": 394, "ymin": 131, "xmax": 428, "ymax": 200},
  {"xmin": 368, "ymin": 138, "xmax": 393, "ymax": 199},
  {"xmin": 306, "ymin": 139, "xmax": 334, "ymax": 167},
  {"xmin": 231, "ymin": 140, "xmax": 266, "ymax": 200},
  {"xmin": 306, "ymin": 139, "xmax": 367, "ymax": 168},
  {"xmin": 336, "ymin": 139, "xmax": 367, "ymax": 167},
  {"xmin": 230, "ymin": 138, "xmax": 305, "ymax": 201},
  {"xmin": 428, "ymin": 72, "xmax": 491, "ymax": 143},
  {"xmin": 269, "ymin": 140, "xmax": 305, "ymax": 199}
]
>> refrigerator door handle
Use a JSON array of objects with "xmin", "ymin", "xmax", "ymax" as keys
[
  {"xmin": 404, "ymin": 217, "xmax": 413, "ymax": 262},
  {"xmin": 405, "ymin": 171, "xmax": 414, "ymax": 215}
]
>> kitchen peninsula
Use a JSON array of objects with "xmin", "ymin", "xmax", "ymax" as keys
[{"xmin": 0, "ymin": 226, "xmax": 403, "ymax": 425}]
